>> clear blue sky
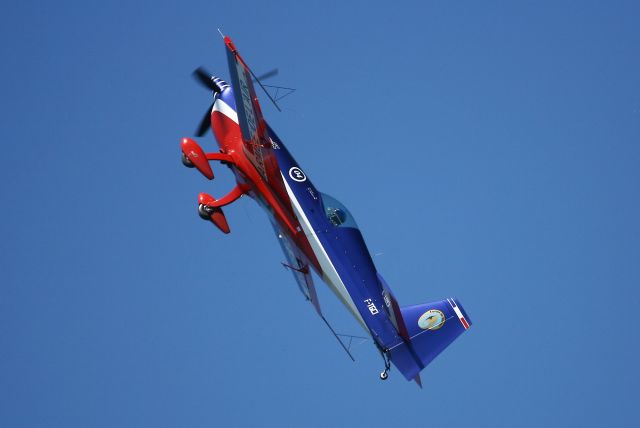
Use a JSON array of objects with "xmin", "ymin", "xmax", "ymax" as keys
[{"xmin": 1, "ymin": 0, "xmax": 639, "ymax": 426}]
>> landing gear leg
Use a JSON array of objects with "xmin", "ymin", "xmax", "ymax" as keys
[{"xmin": 378, "ymin": 347, "xmax": 391, "ymax": 381}]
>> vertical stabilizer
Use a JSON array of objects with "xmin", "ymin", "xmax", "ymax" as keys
[{"xmin": 389, "ymin": 298, "xmax": 471, "ymax": 381}]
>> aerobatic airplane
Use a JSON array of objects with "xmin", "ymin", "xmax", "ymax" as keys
[{"xmin": 180, "ymin": 34, "xmax": 472, "ymax": 385}]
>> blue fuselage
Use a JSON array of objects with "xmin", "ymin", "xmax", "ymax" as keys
[{"xmin": 260, "ymin": 125, "xmax": 404, "ymax": 352}]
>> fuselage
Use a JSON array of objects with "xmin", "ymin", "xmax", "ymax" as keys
[{"xmin": 210, "ymin": 84, "xmax": 404, "ymax": 352}]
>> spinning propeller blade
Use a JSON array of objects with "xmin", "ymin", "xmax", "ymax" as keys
[
  {"xmin": 192, "ymin": 67, "xmax": 222, "ymax": 137},
  {"xmin": 192, "ymin": 67, "xmax": 221, "ymax": 93},
  {"xmin": 195, "ymin": 102, "xmax": 214, "ymax": 137},
  {"xmin": 254, "ymin": 68, "xmax": 278, "ymax": 82}
]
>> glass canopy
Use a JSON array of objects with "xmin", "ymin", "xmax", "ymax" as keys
[{"xmin": 320, "ymin": 193, "xmax": 359, "ymax": 229}]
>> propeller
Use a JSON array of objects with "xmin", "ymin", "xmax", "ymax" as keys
[
  {"xmin": 195, "ymin": 101, "xmax": 215, "ymax": 137},
  {"xmin": 254, "ymin": 68, "xmax": 278, "ymax": 82},
  {"xmin": 192, "ymin": 67, "xmax": 221, "ymax": 93},
  {"xmin": 192, "ymin": 67, "xmax": 222, "ymax": 137}
]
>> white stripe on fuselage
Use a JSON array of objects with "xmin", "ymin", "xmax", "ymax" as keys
[
  {"xmin": 212, "ymin": 98, "xmax": 238, "ymax": 124},
  {"xmin": 280, "ymin": 173, "xmax": 367, "ymax": 331}
]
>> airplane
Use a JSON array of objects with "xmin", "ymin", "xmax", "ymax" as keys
[{"xmin": 180, "ymin": 34, "xmax": 472, "ymax": 385}]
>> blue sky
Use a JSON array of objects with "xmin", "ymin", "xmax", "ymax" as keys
[{"xmin": 1, "ymin": 0, "xmax": 639, "ymax": 426}]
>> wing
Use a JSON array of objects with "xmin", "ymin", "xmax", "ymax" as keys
[
  {"xmin": 224, "ymin": 36, "xmax": 278, "ymax": 182},
  {"xmin": 270, "ymin": 219, "xmax": 321, "ymax": 315}
]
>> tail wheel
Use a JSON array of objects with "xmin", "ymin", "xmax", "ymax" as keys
[{"xmin": 379, "ymin": 371, "xmax": 388, "ymax": 380}]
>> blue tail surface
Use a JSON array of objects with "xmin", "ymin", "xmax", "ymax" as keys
[{"xmin": 389, "ymin": 298, "xmax": 471, "ymax": 381}]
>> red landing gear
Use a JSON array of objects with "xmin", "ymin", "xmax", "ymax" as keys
[
  {"xmin": 180, "ymin": 137, "xmax": 247, "ymax": 234},
  {"xmin": 197, "ymin": 200, "xmax": 230, "ymax": 234}
]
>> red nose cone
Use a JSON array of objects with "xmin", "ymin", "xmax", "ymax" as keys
[{"xmin": 181, "ymin": 138, "xmax": 214, "ymax": 179}]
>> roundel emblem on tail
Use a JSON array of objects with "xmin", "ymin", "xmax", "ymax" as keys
[
  {"xmin": 289, "ymin": 167, "xmax": 307, "ymax": 182},
  {"xmin": 418, "ymin": 309, "xmax": 445, "ymax": 330}
]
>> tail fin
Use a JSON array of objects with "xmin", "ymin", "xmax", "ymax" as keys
[{"xmin": 389, "ymin": 298, "xmax": 471, "ymax": 381}]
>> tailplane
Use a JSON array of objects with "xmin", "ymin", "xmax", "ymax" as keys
[{"xmin": 388, "ymin": 298, "xmax": 471, "ymax": 381}]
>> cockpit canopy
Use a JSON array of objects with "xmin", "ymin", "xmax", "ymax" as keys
[{"xmin": 320, "ymin": 193, "xmax": 358, "ymax": 229}]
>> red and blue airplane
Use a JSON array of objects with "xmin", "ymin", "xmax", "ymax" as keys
[{"xmin": 180, "ymin": 35, "xmax": 472, "ymax": 385}]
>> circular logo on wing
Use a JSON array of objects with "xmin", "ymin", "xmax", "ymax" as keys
[
  {"xmin": 289, "ymin": 167, "xmax": 307, "ymax": 182},
  {"xmin": 417, "ymin": 309, "xmax": 445, "ymax": 330}
]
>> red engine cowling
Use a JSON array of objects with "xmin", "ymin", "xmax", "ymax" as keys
[{"xmin": 181, "ymin": 138, "xmax": 214, "ymax": 179}]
